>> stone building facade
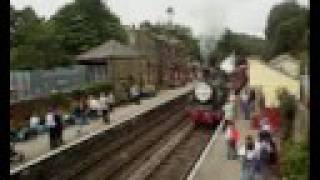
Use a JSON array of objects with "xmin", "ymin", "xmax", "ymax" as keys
[
  {"xmin": 126, "ymin": 26, "xmax": 191, "ymax": 89},
  {"xmin": 75, "ymin": 40, "xmax": 151, "ymax": 102}
]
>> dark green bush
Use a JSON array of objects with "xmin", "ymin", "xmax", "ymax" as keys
[{"xmin": 281, "ymin": 138, "xmax": 309, "ymax": 180}]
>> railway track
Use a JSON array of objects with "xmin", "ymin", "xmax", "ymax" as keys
[
  {"xmin": 44, "ymin": 95, "xmax": 215, "ymax": 180},
  {"xmin": 71, "ymin": 116, "xmax": 213, "ymax": 180}
]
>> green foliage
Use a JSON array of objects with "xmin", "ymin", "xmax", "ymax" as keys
[
  {"xmin": 83, "ymin": 82, "xmax": 113, "ymax": 96},
  {"xmin": 142, "ymin": 23, "xmax": 200, "ymax": 60},
  {"xmin": 51, "ymin": 0, "xmax": 128, "ymax": 55},
  {"xmin": 10, "ymin": 6, "xmax": 71, "ymax": 70},
  {"xmin": 10, "ymin": 1, "xmax": 128, "ymax": 69},
  {"xmin": 48, "ymin": 91, "xmax": 70, "ymax": 110},
  {"xmin": 264, "ymin": 1, "xmax": 309, "ymax": 60},
  {"xmin": 281, "ymin": 138, "xmax": 309, "ymax": 180},
  {"xmin": 210, "ymin": 29, "xmax": 265, "ymax": 64},
  {"xmin": 277, "ymin": 88, "xmax": 296, "ymax": 140}
]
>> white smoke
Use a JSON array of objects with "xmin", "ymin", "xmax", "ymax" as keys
[{"xmin": 187, "ymin": 1, "xmax": 229, "ymax": 66}]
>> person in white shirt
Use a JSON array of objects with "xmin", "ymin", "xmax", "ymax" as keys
[
  {"xmin": 130, "ymin": 85, "xmax": 140, "ymax": 104},
  {"xmin": 223, "ymin": 93, "xmax": 236, "ymax": 132},
  {"xmin": 29, "ymin": 113, "xmax": 40, "ymax": 131},
  {"xmin": 45, "ymin": 108, "xmax": 56, "ymax": 149},
  {"xmin": 107, "ymin": 91, "xmax": 115, "ymax": 111},
  {"xmin": 88, "ymin": 95, "xmax": 98, "ymax": 119},
  {"xmin": 99, "ymin": 92, "xmax": 110, "ymax": 124},
  {"xmin": 254, "ymin": 130, "xmax": 273, "ymax": 180}
]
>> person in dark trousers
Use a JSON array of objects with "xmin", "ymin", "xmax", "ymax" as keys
[
  {"xmin": 254, "ymin": 128, "xmax": 272, "ymax": 180},
  {"xmin": 130, "ymin": 84, "xmax": 140, "ymax": 105},
  {"xmin": 239, "ymin": 135, "xmax": 256, "ymax": 180},
  {"xmin": 45, "ymin": 108, "xmax": 57, "ymax": 149},
  {"xmin": 53, "ymin": 106, "xmax": 63, "ymax": 146},
  {"xmin": 99, "ymin": 92, "xmax": 110, "ymax": 124},
  {"xmin": 72, "ymin": 100, "xmax": 83, "ymax": 136}
]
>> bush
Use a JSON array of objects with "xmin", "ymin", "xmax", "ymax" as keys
[
  {"xmin": 277, "ymin": 88, "xmax": 296, "ymax": 140},
  {"xmin": 281, "ymin": 138, "xmax": 309, "ymax": 179},
  {"xmin": 84, "ymin": 82, "xmax": 113, "ymax": 96},
  {"xmin": 48, "ymin": 91, "xmax": 70, "ymax": 111}
]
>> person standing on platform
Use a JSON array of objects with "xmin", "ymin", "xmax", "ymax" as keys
[
  {"xmin": 107, "ymin": 91, "xmax": 115, "ymax": 111},
  {"xmin": 100, "ymin": 92, "xmax": 110, "ymax": 124},
  {"xmin": 254, "ymin": 130, "xmax": 272, "ymax": 180},
  {"xmin": 225, "ymin": 122, "xmax": 240, "ymax": 160},
  {"xmin": 223, "ymin": 92, "xmax": 236, "ymax": 132},
  {"xmin": 238, "ymin": 135, "xmax": 256, "ymax": 180},
  {"xmin": 88, "ymin": 95, "xmax": 98, "ymax": 120},
  {"xmin": 45, "ymin": 108, "xmax": 56, "ymax": 149},
  {"xmin": 53, "ymin": 105, "xmax": 63, "ymax": 146},
  {"xmin": 72, "ymin": 100, "xmax": 83, "ymax": 136},
  {"xmin": 82, "ymin": 97, "xmax": 89, "ymax": 124},
  {"xmin": 241, "ymin": 89, "xmax": 250, "ymax": 120},
  {"xmin": 130, "ymin": 84, "xmax": 140, "ymax": 105},
  {"xmin": 29, "ymin": 112, "xmax": 40, "ymax": 134},
  {"xmin": 249, "ymin": 89, "xmax": 256, "ymax": 115}
]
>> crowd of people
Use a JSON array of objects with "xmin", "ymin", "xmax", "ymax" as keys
[
  {"xmin": 223, "ymin": 88, "xmax": 279, "ymax": 180},
  {"xmin": 11, "ymin": 84, "xmax": 146, "ymax": 162},
  {"xmin": 27, "ymin": 91, "xmax": 115, "ymax": 149}
]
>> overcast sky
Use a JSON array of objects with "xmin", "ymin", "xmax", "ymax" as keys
[{"xmin": 10, "ymin": 0, "xmax": 309, "ymax": 38}]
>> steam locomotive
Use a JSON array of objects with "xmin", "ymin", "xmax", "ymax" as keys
[
  {"xmin": 186, "ymin": 67, "xmax": 228, "ymax": 127},
  {"xmin": 186, "ymin": 54, "xmax": 248, "ymax": 127}
]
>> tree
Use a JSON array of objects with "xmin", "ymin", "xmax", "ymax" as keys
[
  {"xmin": 210, "ymin": 29, "xmax": 265, "ymax": 64},
  {"xmin": 264, "ymin": 1, "xmax": 309, "ymax": 60},
  {"xmin": 278, "ymin": 88, "xmax": 296, "ymax": 140},
  {"xmin": 10, "ymin": 6, "xmax": 70, "ymax": 70},
  {"xmin": 51, "ymin": 0, "xmax": 128, "ymax": 55},
  {"xmin": 144, "ymin": 23, "xmax": 200, "ymax": 60},
  {"xmin": 10, "ymin": 6, "xmax": 41, "ymax": 48}
]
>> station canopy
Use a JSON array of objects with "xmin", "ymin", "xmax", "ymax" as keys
[{"xmin": 220, "ymin": 52, "xmax": 235, "ymax": 74}]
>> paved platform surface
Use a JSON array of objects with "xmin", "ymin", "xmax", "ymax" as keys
[
  {"xmin": 11, "ymin": 83, "xmax": 193, "ymax": 170},
  {"xmin": 192, "ymin": 119, "xmax": 257, "ymax": 180},
  {"xmin": 191, "ymin": 59, "xmax": 288, "ymax": 180}
]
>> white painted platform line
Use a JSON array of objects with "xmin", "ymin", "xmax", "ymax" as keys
[{"xmin": 186, "ymin": 120, "xmax": 226, "ymax": 180}]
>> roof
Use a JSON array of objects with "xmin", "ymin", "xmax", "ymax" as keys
[
  {"xmin": 269, "ymin": 54, "xmax": 299, "ymax": 78},
  {"xmin": 75, "ymin": 40, "xmax": 145, "ymax": 61}
]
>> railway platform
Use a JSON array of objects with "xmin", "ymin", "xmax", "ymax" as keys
[
  {"xmin": 189, "ymin": 59, "xmax": 287, "ymax": 180},
  {"xmin": 11, "ymin": 83, "xmax": 193, "ymax": 172},
  {"xmin": 189, "ymin": 97, "xmax": 280, "ymax": 180}
]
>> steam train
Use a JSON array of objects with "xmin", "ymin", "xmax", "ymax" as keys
[
  {"xmin": 186, "ymin": 55, "xmax": 248, "ymax": 127},
  {"xmin": 186, "ymin": 67, "xmax": 228, "ymax": 127}
]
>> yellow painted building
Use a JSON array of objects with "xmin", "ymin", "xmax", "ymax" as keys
[{"xmin": 249, "ymin": 59, "xmax": 300, "ymax": 107}]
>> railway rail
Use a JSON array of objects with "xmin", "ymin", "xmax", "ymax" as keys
[
  {"xmin": 12, "ymin": 91, "xmax": 220, "ymax": 180},
  {"xmin": 53, "ymin": 99, "xmax": 213, "ymax": 180}
]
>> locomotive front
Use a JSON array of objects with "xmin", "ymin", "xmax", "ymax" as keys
[{"xmin": 186, "ymin": 68, "xmax": 227, "ymax": 127}]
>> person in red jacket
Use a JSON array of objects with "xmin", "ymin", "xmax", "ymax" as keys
[{"xmin": 225, "ymin": 121, "xmax": 240, "ymax": 160}]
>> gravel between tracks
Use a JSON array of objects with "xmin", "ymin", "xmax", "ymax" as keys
[
  {"xmin": 147, "ymin": 127, "xmax": 213, "ymax": 180},
  {"xmin": 69, "ymin": 105, "xmax": 188, "ymax": 180}
]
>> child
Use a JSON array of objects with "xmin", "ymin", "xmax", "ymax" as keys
[{"xmin": 225, "ymin": 122, "xmax": 240, "ymax": 160}]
